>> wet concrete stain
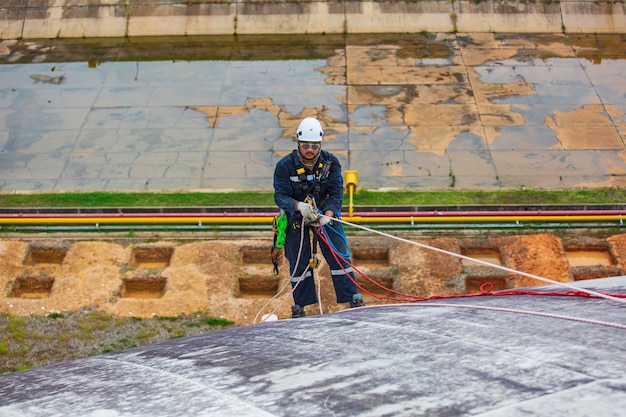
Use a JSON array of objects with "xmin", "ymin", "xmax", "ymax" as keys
[{"xmin": 0, "ymin": 33, "xmax": 625, "ymax": 191}]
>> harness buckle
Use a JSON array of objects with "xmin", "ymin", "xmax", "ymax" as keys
[
  {"xmin": 303, "ymin": 195, "xmax": 321, "ymax": 225},
  {"xmin": 304, "ymin": 195, "xmax": 316, "ymax": 207},
  {"xmin": 309, "ymin": 254, "xmax": 320, "ymax": 269}
]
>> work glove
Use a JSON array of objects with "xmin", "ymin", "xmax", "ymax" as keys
[
  {"xmin": 310, "ymin": 211, "xmax": 333, "ymax": 227},
  {"xmin": 297, "ymin": 202, "xmax": 318, "ymax": 224},
  {"xmin": 317, "ymin": 215, "xmax": 331, "ymax": 227}
]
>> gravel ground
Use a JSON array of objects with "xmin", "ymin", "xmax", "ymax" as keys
[{"xmin": 0, "ymin": 308, "xmax": 235, "ymax": 375}]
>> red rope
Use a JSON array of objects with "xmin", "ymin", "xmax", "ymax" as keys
[{"xmin": 313, "ymin": 227, "xmax": 626, "ymax": 303}]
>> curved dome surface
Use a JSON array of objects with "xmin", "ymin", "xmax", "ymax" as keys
[{"xmin": 1, "ymin": 277, "xmax": 625, "ymax": 417}]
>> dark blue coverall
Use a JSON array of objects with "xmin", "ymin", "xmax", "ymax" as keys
[{"xmin": 273, "ymin": 149, "xmax": 358, "ymax": 308}]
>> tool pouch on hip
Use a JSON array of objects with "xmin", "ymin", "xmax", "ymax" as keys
[{"xmin": 271, "ymin": 210, "xmax": 287, "ymax": 275}]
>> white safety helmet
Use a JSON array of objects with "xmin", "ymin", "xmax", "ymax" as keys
[{"xmin": 296, "ymin": 117, "xmax": 324, "ymax": 143}]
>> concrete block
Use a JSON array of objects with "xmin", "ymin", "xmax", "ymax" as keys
[
  {"xmin": 65, "ymin": 5, "xmax": 127, "ymax": 37},
  {"xmin": 235, "ymin": 1, "xmax": 343, "ymax": 35},
  {"xmin": 561, "ymin": 1, "xmax": 626, "ymax": 33},
  {"xmin": 128, "ymin": 4, "xmax": 188, "ymax": 36},
  {"xmin": 21, "ymin": 4, "xmax": 128, "ymax": 38},
  {"xmin": 185, "ymin": 3, "xmax": 236, "ymax": 36},
  {"xmin": 3, "ymin": 0, "xmax": 626, "ymax": 40},
  {"xmin": 346, "ymin": 1, "xmax": 454, "ymax": 34},
  {"xmin": 0, "ymin": 7, "xmax": 26, "ymax": 40},
  {"xmin": 455, "ymin": 0, "xmax": 563, "ymax": 33},
  {"xmin": 22, "ymin": 6, "xmax": 65, "ymax": 38}
]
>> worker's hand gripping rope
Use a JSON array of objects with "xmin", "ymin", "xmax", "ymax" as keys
[
  {"xmin": 305, "ymin": 210, "xmax": 332, "ymax": 227},
  {"xmin": 297, "ymin": 201, "xmax": 318, "ymax": 224},
  {"xmin": 297, "ymin": 195, "xmax": 331, "ymax": 227},
  {"xmin": 316, "ymin": 215, "xmax": 331, "ymax": 227}
]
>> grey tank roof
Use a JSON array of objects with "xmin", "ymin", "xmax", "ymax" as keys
[{"xmin": 1, "ymin": 277, "xmax": 625, "ymax": 417}]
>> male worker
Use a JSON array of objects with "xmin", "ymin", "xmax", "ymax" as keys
[{"xmin": 273, "ymin": 117, "xmax": 364, "ymax": 318}]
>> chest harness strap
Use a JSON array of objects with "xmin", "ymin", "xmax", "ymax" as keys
[{"xmin": 290, "ymin": 156, "xmax": 333, "ymax": 199}]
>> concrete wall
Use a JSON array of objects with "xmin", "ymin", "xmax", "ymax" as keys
[{"xmin": 1, "ymin": 0, "xmax": 624, "ymax": 39}]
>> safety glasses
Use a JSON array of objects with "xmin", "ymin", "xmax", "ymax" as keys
[{"xmin": 300, "ymin": 143, "xmax": 320, "ymax": 150}]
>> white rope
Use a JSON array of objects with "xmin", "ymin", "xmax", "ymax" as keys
[
  {"xmin": 255, "ymin": 218, "xmax": 329, "ymax": 323},
  {"xmin": 335, "ymin": 302, "xmax": 626, "ymax": 330},
  {"xmin": 325, "ymin": 215, "xmax": 626, "ymax": 305},
  {"xmin": 253, "ymin": 268, "xmax": 306, "ymax": 324},
  {"xmin": 254, "ymin": 219, "xmax": 310, "ymax": 323},
  {"xmin": 316, "ymin": 258, "xmax": 324, "ymax": 316},
  {"xmin": 256, "ymin": 213, "xmax": 626, "ymax": 323}
]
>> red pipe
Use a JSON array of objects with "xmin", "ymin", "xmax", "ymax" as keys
[
  {"xmin": 2, "ymin": 212, "xmax": 276, "ymax": 218},
  {"xmin": 354, "ymin": 209, "xmax": 626, "ymax": 217},
  {"xmin": 1, "ymin": 209, "xmax": 626, "ymax": 219}
]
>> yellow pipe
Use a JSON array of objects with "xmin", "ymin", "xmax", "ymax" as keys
[
  {"xmin": 344, "ymin": 170, "xmax": 358, "ymax": 217},
  {"xmin": 348, "ymin": 186, "xmax": 355, "ymax": 217},
  {"xmin": 344, "ymin": 215, "xmax": 624, "ymax": 224},
  {"xmin": 0, "ymin": 214, "xmax": 622, "ymax": 226}
]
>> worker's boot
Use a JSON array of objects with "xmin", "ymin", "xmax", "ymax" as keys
[
  {"xmin": 291, "ymin": 305, "xmax": 306, "ymax": 318},
  {"xmin": 349, "ymin": 294, "xmax": 365, "ymax": 308}
]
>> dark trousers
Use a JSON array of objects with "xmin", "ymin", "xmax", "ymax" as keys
[{"xmin": 284, "ymin": 221, "xmax": 357, "ymax": 307}]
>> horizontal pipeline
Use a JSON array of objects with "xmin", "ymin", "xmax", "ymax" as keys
[
  {"xmin": 0, "ymin": 211, "xmax": 624, "ymax": 225},
  {"xmin": 2, "ymin": 209, "xmax": 626, "ymax": 219}
]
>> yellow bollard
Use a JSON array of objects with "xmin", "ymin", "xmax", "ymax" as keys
[{"xmin": 344, "ymin": 170, "xmax": 358, "ymax": 217}]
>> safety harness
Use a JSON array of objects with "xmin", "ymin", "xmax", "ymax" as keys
[{"xmin": 290, "ymin": 151, "xmax": 333, "ymax": 198}]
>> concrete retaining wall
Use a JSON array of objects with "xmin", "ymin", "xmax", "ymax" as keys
[{"xmin": 1, "ymin": 0, "xmax": 624, "ymax": 39}]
